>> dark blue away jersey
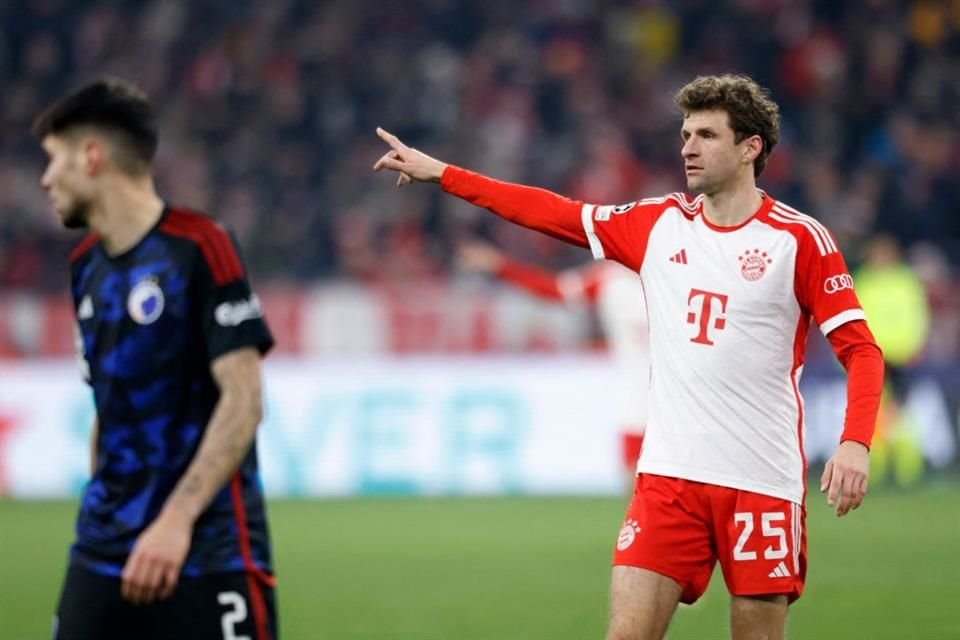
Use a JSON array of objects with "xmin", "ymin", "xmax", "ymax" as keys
[{"xmin": 69, "ymin": 206, "xmax": 274, "ymax": 580}]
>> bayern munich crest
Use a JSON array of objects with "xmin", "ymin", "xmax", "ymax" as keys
[
  {"xmin": 616, "ymin": 519, "xmax": 642, "ymax": 551},
  {"xmin": 127, "ymin": 278, "xmax": 165, "ymax": 325},
  {"xmin": 738, "ymin": 249, "xmax": 772, "ymax": 281}
]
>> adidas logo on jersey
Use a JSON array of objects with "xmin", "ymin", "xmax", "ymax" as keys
[
  {"xmin": 669, "ymin": 249, "xmax": 688, "ymax": 264},
  {"xmin": 768, "ymin": 561, "xmax": 791, "ymax": 578}
]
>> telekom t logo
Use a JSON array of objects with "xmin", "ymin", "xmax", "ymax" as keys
[{"xmin": 687, "ymin": 288, "xmax": 729, "ymax": 345}]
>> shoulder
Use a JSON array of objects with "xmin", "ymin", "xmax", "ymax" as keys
[
  {"xmin": 640, "ymin": 192, "xmax": 703, "ymax": 221},
  {"xmin": 159, "ymin": 206, "xmax": 244, "ymax": 284},
  {"xmin": 664, "ymin": 192, "xmax": 704, "ymax": 217},
  {"xmin": 761, "ymin": 199, "xmax": 839, "ymax": 257},
  {"xmin": 159, "ymin": 207, "xmax": 232, "ymax": 243},
  {"xmin": 68, "ymin": 233, "xmax": 100, "ymax": 265},
  {"xmin": 592, "ymin": 192, "xmax": 702, "ymax": 222}
]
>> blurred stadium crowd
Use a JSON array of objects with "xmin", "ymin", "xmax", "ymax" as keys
[{"xmin": 0, "ymin": 0, "xmax": 958, "ymax": 358}]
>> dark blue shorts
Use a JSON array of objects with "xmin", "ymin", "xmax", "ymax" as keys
[{"xmin": 54, "ymin": 564, "xmax": 277, "ymax": 640}]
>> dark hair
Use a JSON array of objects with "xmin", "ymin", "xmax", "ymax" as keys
[
  {"xmin": 32, "ymin": 77, "xmax": 158, "ymax": 173},
  {"xmin": 674, "ymin": 75, "xmax": 780, "ymax": 177}
]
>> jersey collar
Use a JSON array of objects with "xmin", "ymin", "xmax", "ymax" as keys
[{"xmin": 697, "ymin": 191, "xmax": 774, "ymax": 233}]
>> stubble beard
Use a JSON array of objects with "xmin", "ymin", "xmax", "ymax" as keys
[
  {"xmin": 61, "ymin": 198, "xmax": 91, "ymax": 229},
  {"xmin": 687, "ymin": 168, "xmax": 734, "ymax": 197},
  {"xmin": 687, "ymin": 175, "xmax": 715, "ymax": 196}
]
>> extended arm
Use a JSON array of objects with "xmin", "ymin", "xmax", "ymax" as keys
[
  {"xmin": 374, "ymin": 128, "xmax": 588, "ymax": 249},
  {"xmin": 120, "ymin": 347, "xmax": 265, "ymax": 604},
  {"xmin": 458, "ymin": 241, "xmax": 567, "ymax": 302},
  {"xmin": 820, "ymin": 320, "xmax": 884, "ymax": 517},
  {"xmin": 495, "ymin": 259, "xmax": 568, "ymax": 302}
]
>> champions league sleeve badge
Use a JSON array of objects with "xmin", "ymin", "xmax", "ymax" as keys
[{"xmin": 127, "ymin": 278, "xmax": 165, "ymax": 325}]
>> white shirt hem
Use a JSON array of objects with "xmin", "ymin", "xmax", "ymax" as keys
[{"xmin": 637, "ymin": 461, "xmax": 804, "ymax": 505}]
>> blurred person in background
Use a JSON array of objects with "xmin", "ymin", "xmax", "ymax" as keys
[
  {"xmin": 34, "ymin": 77, "xmax": 277, "ymax": 640},
  {"xmin": 854, "ymin": 233, "xmax": 930, "ymax": 487},
  {"xmin": 375, "ymin": 74, "xmax": 884, "ymax": 640},
  {"xmin": 458, "ymin": 240, "xmax": 649, "ymax": 490},
  {"xmin": 2, "ymin": 2, "xmax": 958, "ymax": 296}
]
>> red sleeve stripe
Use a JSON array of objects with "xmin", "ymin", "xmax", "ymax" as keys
[
  {"xmin": 161, "ymin": 209, "xmax": 244, "ymax": 285},
  {"xmin": 164, "ymin": 209, "xmax": 244, "ymax": 282},
  {"xmin": 769, "ymin": 204, "xmax": 838, "ymax": 255},
  {"xmin": 69, "ymin": 234, "xmax": 100, "ymax": 263},
  {"xmin": 667, "ymin": 192, "xmax": 702, "ymax": 215},
  {"xmin": 162, "ymin": 221, "xmax": 238, "ymax": 286},
  {"xmin": 772, "ymin": 200, "xmax": 838, "ymax": 251}
]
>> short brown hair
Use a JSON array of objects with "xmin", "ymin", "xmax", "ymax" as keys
[
  {"xmin": 32, "ymin": 76, "xmax": 158, "ymax": 174},
  {"xmin": 674, "ymin": 75, "xmax": 780, "ymax": 177}
]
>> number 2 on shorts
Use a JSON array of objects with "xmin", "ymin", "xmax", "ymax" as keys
[
  {"xmin": 733, "ymin": 511, "xmax": 787, "ymax": 561},
  {"xmin": 218, "ymin": 591, "xmax": 251, "ymax": 640}
]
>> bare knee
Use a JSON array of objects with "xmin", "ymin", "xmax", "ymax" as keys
[
  {"xmin": 730, "ymin": 594, "xmax": 788, "ymax": 640},
  {"xmin": 606, "ymin": 566, "xmax": 682, "ymax": 640}
]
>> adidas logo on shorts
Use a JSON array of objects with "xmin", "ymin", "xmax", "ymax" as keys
[{"xmin": 768, "ymin": 561, "xmax": 791, "ymax": 579}]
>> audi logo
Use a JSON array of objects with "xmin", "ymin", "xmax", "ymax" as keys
[{"xmin": 823, "ymin": 274, "xmax": 854, "ymax": 294}]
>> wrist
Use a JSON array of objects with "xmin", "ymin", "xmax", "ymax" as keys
[
  {"xmin": 159, "ymin": 501, "xmax": 199, "ymax": 529},
  {"xmin": 433, "ymin": 162, "xmax": 450, "ymax": 182},
  {"xmin": 840, "ymin": 438, "xmax": 870, "ymax": 452}
]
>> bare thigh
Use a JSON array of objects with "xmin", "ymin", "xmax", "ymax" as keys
[
  {"xmin": 607, "ymin": 566, "xmax": 683, "ymax": 640},
  {"xmin": 730, "ymin": 594, "xmax": 788, "ymax": 640}
]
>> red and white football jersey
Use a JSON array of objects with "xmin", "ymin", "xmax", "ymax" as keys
[
  {"xmin": 558, "ymin": 262, "xmax": 649, "ymax": 429},
  {"xmin": 581, "ymin": 193, "xmax": 865, "ymax": 503}
]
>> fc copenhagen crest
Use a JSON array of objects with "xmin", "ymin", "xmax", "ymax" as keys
[
  {"xmin": 127, "ymin": 278, "xmax": 165, "ymax": 325},
  {"xmin": 738, "ymin": 249, "xmax": 772, "ymax": 281}
]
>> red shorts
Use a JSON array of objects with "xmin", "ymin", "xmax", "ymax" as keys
[{"xmin": 612, "ymin": 474, "xmax": 807, "ymax": 604}]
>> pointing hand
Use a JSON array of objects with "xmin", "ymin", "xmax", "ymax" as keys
[{"xmin": 373, "ymin": 128, "xmax": 448, "ymax": 186}]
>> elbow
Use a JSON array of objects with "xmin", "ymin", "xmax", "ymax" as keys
[
  {"xmin": 220, "ymin": 383, "xmax": 265, "ymax": 433},
  {"xmin": 251, "ymin": 395, "xmax": 265, "ymax": 428},
  {"xmin": 247, "ymin": 386, "xmax": 265, "ymax": 428}
]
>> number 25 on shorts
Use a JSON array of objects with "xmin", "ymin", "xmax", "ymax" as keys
[{"xmin": 732, "ymin": 511, "xmax": 787, "ymax": 561}]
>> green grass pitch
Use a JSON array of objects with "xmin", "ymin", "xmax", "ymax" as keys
[{"xmin": 2, "ymin": 485, "xmax": 958, "ymax": 639}]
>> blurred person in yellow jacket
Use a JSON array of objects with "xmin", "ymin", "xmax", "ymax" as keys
[{"xmin": 854, "ymin": 234, "xmax": 930, "ymax": 486}]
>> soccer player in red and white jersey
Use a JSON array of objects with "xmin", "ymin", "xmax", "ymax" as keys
[
  {"xmin": 374, "ymin": 74, "xmax": 884, "ymax": 640},
  {"xmin": 457, "ymin": 240, "xmax": 650, "ymax": 487}
]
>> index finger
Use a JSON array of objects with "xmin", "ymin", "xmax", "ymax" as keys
[
  {"xmin": 121, "ymin": 553, "xmax": 142, "ymax": 602},
  {"xmin": 819, "ymin": 459, "xmax": 833, "ymax": 493},
  {"xmin": 376, "ymin": 127, "xmax": 407, "ymax": 152},
  {"xmin": 826, "ymin": 466, "xmax": 843, "ymax": 508}
]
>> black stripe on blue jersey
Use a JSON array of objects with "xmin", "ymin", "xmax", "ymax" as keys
[{"xmin": 69, "ymin": 206, "xmax": 274, "ymax": 579}]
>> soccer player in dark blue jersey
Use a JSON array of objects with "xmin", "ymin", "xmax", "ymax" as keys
[{"xmin": 34, "ymin": 77, "xmax": 278, "ymax": 640}]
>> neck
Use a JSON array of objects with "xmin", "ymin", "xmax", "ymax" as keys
[
  {"xmin": 86, "ymin": 174, "xmax": 164, "ymax": 256},
  {"xmin": 700, "ymin": 177, "xmax": 763, "ymax": 228}
]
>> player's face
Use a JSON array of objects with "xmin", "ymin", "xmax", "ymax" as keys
[
  {"xmin": 40, "ymin": 134, "xmax": 95, "ymax": 229},
  {"xmin": 680, "ymin": 110, "xmax": 753, "ymax": 196}
]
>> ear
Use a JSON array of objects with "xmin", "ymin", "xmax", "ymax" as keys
[
  {"xmin": 742, "ymin": 135, "xmax": 763, "ymax": 165},
  {"xmin": 82, "ymin": 137, "xmax": 106, "ymax": 176}
]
